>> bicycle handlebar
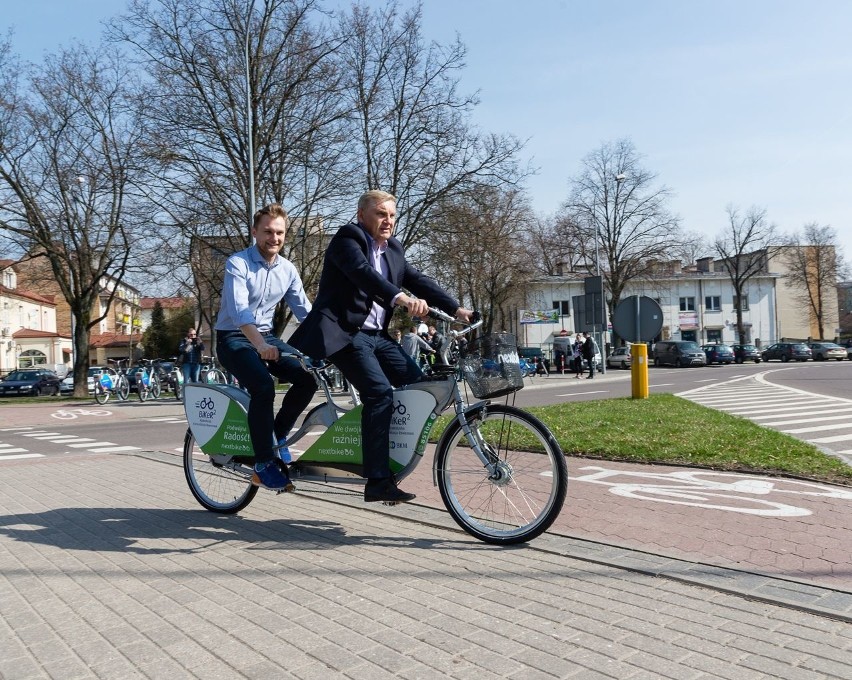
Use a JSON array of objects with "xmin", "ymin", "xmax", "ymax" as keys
[{"xmin": 427, "ymin": 307, "xmax": 483, "ymax": 338}]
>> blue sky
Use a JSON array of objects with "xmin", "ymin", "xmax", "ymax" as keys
[{"xmin": 5, "ymin": 1, "xmax": 852, "ymax": 262}]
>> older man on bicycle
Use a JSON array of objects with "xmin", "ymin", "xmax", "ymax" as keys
[
  {"xmin": 289, "ymin": 190, "xmax": 473, "ymax": 503},
  {"xmin": 214, "ymin": 203, "xmax": 317, "ymax": 491}
]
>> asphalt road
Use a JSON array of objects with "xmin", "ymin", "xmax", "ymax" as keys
[{"xmin": 3, "ymin": 359, "xmax": 852, "ymax": 466}]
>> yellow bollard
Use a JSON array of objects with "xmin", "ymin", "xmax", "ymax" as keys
[{"xmin": 631, "ymin": 343, "xmax": 649, "ymax": 399}]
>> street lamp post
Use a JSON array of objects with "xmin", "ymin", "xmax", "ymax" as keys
[
  {"xmin": 595, "ymin": 173, "xmax": 627, "ymax": 374},
  {"xmin": 245, "ymin": 0, "xmax": 257, "ymax": 229}
]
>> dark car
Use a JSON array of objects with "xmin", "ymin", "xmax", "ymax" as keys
[
  {"xmin": 518, "ymin": 347, "xmax": 551, "ymax": 372},
  {"xmin": 653, "ymin": 340, "xmax": 707, "ymax": 367},
  {"xmin": 731, "ymin": 344, "xmax": 761, "ymax": 364},
  {"xmin": 701, "ymin": 343, "xmax": 735, "ymax": 365},
  {"xmin": 0, "ymin": 368, "xmax": 62, "ymax": 396},
  {"xmin": 760, "ymin": 342, "xmax": 811, "ymax": 362},
  {"xmin": 126, "ymin": 361, "xmax": 175, "ymax": 393}
]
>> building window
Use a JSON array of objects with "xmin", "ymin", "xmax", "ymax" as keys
[
  {"xmin": 679, "ymin": 297, "xmax": 695, "ymax": 312},
  {"xmin": 552, "ymin": 300, "xmax": 571, "ymax": 316},
  {"xmin": 705, "ymin": 296, "xmax": 721, "ymax": 311},
  {"xmin": 733, "ymin": 295, "xmax": 749, "ymax": 311}
]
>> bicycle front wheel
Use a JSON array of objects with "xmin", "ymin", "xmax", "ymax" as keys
[
  {"xmin": 116, "ymin": 375, "xmax": 130, "ymax": 401},
  {"xmin": 206, "ymin": 369, "xmax": 228, "ymax": 385},
  {"xmin": 138, "ymin": 382, "xmax": 149, "ymax": 401},
  {"xmin": 183, "ymin": 429, "xmax": 257, "ymax": 513},
  {"xmin": 435, "ymin": 404, "xmax": 567, "ymax": 545},
  {"xmin": 150, "ymin": 375, "xmax": 161, "ymax": 399},
  {"xmin": 174, "ymin": 375, "xmax": 183, "ymax": 402},
  {"xmin": 94, "ymin": 382, "xmax": 109, "ymax": 405}
]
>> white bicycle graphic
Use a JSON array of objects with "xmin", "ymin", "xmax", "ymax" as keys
[
  {"xmin": 51, "ymin": 409, "xmax": 112, "ymax": 420},
  {"xmin": 573, "ymin": 466, "xmax": 852, "ymax": 517}
]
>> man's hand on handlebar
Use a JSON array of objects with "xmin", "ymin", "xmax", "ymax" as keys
[
  {"xmin": 256, "ymin": 341, "xmax": 280, "ymax": 361},
  {"xmin": 398, "ymin": 293, "xmax": 429, "ymax": 318},
  {"xmin": 455, "ymin": 307, "xmax": 475, "ymax": 324}
]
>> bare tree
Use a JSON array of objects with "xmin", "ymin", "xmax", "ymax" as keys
[
  {"xmin": 428, "ymin": 185, "xmax": 532, "ymax": 333},
  {"xmin": 523, "ymin": 214, "xmax": 586, "ymax": 277},
  {"xmin": 337, "ymin": 0, "xmax": 528, "ymax": 250},
  {"xmin": 109, "ymin": 0, "xmax": 350, "ymax": 331},
  {"xmin": 714, "ymin": 205, "xmax": 779, "ymax": 344},
  {"xmin": 783, "ymin": 223, "xmax": 846, "ymax": 340},
  {"xmin": 560, "ymin": 138, "xmax": 681, "ymax": 323},
  {"xmin": 671, "ymin": 229, "xmax": 713, "ymax": 268},
  {"xmin": 0, "ymin": 43, "xmax": 149, "ymax": 396}
]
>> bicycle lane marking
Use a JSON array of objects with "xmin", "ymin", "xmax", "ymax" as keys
[{"xmin": 572, "ymin": 465, "xmax": 852, "ymax": 516}]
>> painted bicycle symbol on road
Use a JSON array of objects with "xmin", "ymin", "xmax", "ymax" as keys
[
  {"xmin": 51, "ymin": 409, "xmax": 112, "ymax": 420},
  {"xmin": 573, "ymin": 466, "xmax": 852, "ymax": 516}
]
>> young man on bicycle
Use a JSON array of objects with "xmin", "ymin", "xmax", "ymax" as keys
[
  {"xmin": 289, "ymin": 190, "xmax": 473, "ymax": 503},
  {"xmin": 214, "ymin": 203, "xmax": 317, "ymax": 490}
]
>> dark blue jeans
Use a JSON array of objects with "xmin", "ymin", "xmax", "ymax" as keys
[
  {"xmin": 182, "ymin": 362, "xmax": 201, "ymax": 385},
  {"xmin": 216, "ymin": 331, "xmax": 317, "ymax": 464},
  {"xmin": 329, "ymin": 330, "xmax": 422, "ymax": 480}
]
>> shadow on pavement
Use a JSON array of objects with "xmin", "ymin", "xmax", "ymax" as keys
[{"xmin": 0, "ymin": 506, "xmax": 488, "ymax": 555}]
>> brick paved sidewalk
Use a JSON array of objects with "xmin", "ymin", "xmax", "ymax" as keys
[{"xmin": 1, "ymin": 452, "xmax": 851, "ymax": 679}]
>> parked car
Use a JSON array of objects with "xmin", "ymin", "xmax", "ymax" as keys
[
  {"xmin": 126, "ymin": 361, "xmax": 175, "ymax": 393},
  {"xmin": 653, "ymin": 341, "xmax": 707, "ymax": 367},
  {"xmin": 701, "ymin": 343, "xmax": 735, "ymax": 365},
  {"xmin": 731, "ymin": 344, "xmax": 761, "ymax": 364},
  {"xmin": 517, "ymin": 347, "xmax": 550, "ymax": 372},
  {"xmin": 60, "ymin": 367, "xmax": 106, "ymax": 395},
  {"xmin": 0, "ymin": 368, "xmax": 62, "ymax": 396},
  {"xmin": 808, "ymin": 341, "xmax": 846, "ymax": 361},
  {"xmin": 760, "ymin": 342, "xmax": 812, "ymax": 362},
  {"xmin": 606, "ymin": 346, "xmax": 632, "ymax": 369}
]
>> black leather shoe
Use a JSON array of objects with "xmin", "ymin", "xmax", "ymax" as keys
[{"xmin": 364, "ymin": 478, "xmax": 416, "ymax": 503}]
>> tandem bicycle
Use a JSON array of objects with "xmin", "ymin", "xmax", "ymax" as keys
[{"xmin": 181, "ymin": 310, "xmax": 568, "ymax": 545}]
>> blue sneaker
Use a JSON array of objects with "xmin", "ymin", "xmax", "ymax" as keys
[
  {"xmin": 275, "ymin": 438, "xmax": 292, "ymax": 464},
  {"xmin": 252, "ymin": 460, "xmax": 294, "ymax": 491}
]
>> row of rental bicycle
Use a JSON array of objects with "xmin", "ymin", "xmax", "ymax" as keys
[{"xmin": 91, "ymin": 357, "xmax": 232, "ymax": 404}]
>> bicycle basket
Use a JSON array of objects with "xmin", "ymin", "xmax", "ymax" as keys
[{"xmin": 461, "ymin": 333, "xmax": 525, "ymax": 399}]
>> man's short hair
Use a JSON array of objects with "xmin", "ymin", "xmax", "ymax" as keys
[
  {"xmin": 252, "ymin": 203, "xmax": 288, "ymax": 230},
  {"xmin": 358, "ymin": 190, "xmax": 396, "ymax": 213}
]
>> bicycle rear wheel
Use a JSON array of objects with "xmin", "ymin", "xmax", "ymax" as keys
[
  {"xmin": 435, "ymin": 404, "xmax": 567, "ymax": 545},
  {"xmin": 183, "ymin": 429, "xmax": 258, "ymax": 513},
  {"xmin": 94, "ymin": 382, "xmax": 109, "ymax": 405}
]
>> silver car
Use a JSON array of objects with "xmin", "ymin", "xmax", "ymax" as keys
[{"xmin": 808, "ymin": 342, "xmax": 846, "ymax": 361}]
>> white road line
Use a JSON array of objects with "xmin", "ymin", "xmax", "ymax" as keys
[
  {"xmin": 66, "ymin": 441, "xmax": 115, "ymax": 448},
  {"xmin": 809, "ymin": 434, "xmax": 852, "ymax": 444},
  {"xmin": 782, "ymin": 423, "xmax": 852, "ymax": 435},
  {"xmin": 37, "ymin": 435, "xmax": 85, "ymax": 442},
  {"xmin": 0, "ymin": 453, "xmax": 44, "ymax": 460},
  {"xmin": 0, "ymin": 427, "xmax": 34, "ymax": 431},
  {"xmin": 86, "ymin": 446, "xmax": 141, "ymax": 453},
  {"xmin": 758, "ymin": 414, "xmax": 852, "ymax": 426},
  {"xmin": 25, "ymin": 433, "xmax": 68, "ymax": 439}
]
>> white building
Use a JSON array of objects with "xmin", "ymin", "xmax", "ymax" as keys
[
  {"xmin": 512, "ymin": 243, "xmax": 847, "ymax": 362},
  {"xmin": 0, "ymin": 262, "xmax": 71, "ymax": 375}
]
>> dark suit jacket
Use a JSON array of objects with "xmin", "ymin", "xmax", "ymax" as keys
[{"xmin": 289, "ymin": 222, "xmax": 459, "ymax": 359}]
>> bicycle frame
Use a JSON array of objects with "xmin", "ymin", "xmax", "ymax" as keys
[{"xmin": 183, "ymin": 350, "xmax": 498, "ymax": 487}]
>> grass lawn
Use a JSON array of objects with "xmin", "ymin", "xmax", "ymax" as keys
[{"xmin": 435, "ymin": 393, "xmax": 852, "ymax": 486}]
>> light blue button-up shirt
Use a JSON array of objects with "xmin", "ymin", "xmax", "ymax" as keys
[{"xmin": 214, "ymin": 245, "xmax": 311, "ymax": 333}]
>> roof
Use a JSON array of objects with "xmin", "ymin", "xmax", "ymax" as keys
[
  {"xmin": 12, "ymin": 328, "xmax": 63, "ymax": 339},
  {"xmin": 0, "ymin": 284, "xmax": 56, "ymax": 305},
  {"xmin": 89, "ymin": 332, "xmax": 143, "ymax": 348}
]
